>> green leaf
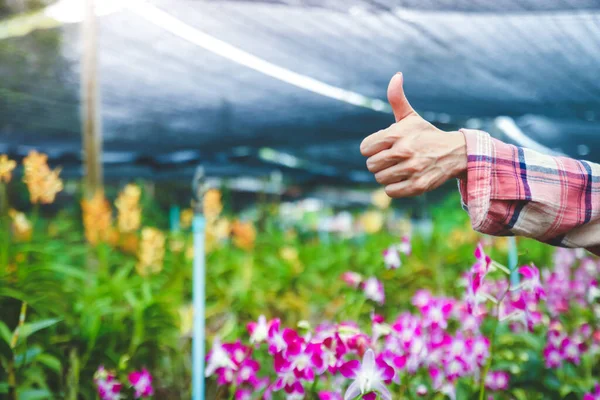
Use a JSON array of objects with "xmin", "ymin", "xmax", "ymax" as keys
[
  {"xmin": 0, "ymin": 382, "xmax": 9, "ymax": 393},
  {"xmin": 17, "ymin": 389, "xmax": 54, "ymax": 400},
  {"xmin": 19, "ymin": 318, "xmax": 61, "ymax": 341},
  {"xmin": 35, "ymin": 353, "xmax": 62, "ymax": 374},
  {"xmin": 15, "ymin": 346, "xmax": 43, "ymax": 367},
  {"xmin": 0, "ymin": 321, "xmax": 12, "ymax": 346}
]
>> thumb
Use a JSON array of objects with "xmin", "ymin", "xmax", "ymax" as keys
[{"xmin": 388, "ymin": 72, "xmax": 417, "ymax": 122}]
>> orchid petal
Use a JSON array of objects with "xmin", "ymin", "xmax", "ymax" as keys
[
  {"xmin": 339, "ymin": 360, "xmax": 360, "ymax": 378},
  {"xmin": 373, "ymin": 382, "xmax": 392, "ymax": 400},
  {"xmin": 344, "ymin": 380, "xmax": 361, "ymax": 400},
  {"xmin": 362, "ymin": 349, "xmax": 375, "ymax": 371}
]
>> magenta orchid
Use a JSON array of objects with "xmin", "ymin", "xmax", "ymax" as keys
[
  {"xmin": 584, "ymin": 384, "xmax": 600, "ymax": 400},
  {"xmin": 205, "ymin": 336, "xmax": 238, "ymax": 377},
  {"xmin": 518, "ymin": 264, "xmax": 546, "ymax": 301},
  {"xmin": 247, "ymin": 315, "xmax": 279, "ymax": 345},
  {"xmin": 94, "ymin": 366, "xmax": 122, "ymax": 400},
  {"xmin": 485, "ymin": 370, "xmax": 510, "ymax": 391},
  {"xmin": 128, "ymin": 369, "xmax": 154, "ymax": 398},
  {"xmin": 341, "ymin": 272, "xmax": 363, "ymax": 288}
]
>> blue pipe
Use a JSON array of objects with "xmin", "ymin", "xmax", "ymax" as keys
[
  {"xmin": 192, "ymin": 215, "xmax": 206, "ymax": 400},
  {"xmin": 508, "ymin": 236, "xmax": 520, "ymax": 286}
]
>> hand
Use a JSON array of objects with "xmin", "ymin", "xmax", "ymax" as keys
[{"xmin": 361, "ymin": 73, "xmax": 468, "ymax": 198}]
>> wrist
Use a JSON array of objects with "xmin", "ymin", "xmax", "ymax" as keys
[{"xmin": 446, "ymin": 131, "xmax": 468, "ymax": 179}]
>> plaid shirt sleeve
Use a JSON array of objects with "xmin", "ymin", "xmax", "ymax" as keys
[{"xmin": 458, "ymin": 129, "xmax": 600, "ymax": 256}]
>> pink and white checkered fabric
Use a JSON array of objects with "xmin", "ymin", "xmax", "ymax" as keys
[{"xmin": 458, "ymin": 129, "xmax": 600, "ymax": 256}]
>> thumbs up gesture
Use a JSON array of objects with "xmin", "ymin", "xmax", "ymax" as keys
[{"xmin": 361, "ymin": 73, "xmax": 468, "ymax": 198}]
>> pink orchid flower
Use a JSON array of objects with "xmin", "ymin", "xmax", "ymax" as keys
[
  {"xmin": 473, "ymin": 243, "xmax": 492, "ymax": 275},
  {"xmin": 128, "ymin": 369, "xmax": 154, "ymax": 399},
  {"xmin": 362, "ymin": 277, "xmax": 385, "ymax": 305},
  {"xmin": 248, "ymin": 315, "xmax": 280, "ymax": 345},
  {"xmin": 485, "ymin": 371, "xmax": 510, "ymax": 391},
  {"xmin": 205, "ymin": 337, "xmax": 237, "ymax": 377},
  {"xmin": 341, "ymin": 349, "xmax": 394, "ymax": 400},
  {"xmin": 383, "ymin": 246, "xmax": 401, "ymax": 270},
  {"xmin": 398, "ymin": 235, "xmax": 412, "ymax": 256},
  {"xmin": 341, "ymin": 272, "xmax": 363, "ymax": 288},
  {"xmin": 319, "ymin": 391, "xmax": 343, "ymax": 400},
  {"xmin": 584, "ymin": 384, "xmax": 600, "ymax": 400},
  {"xmin": 94, "ymin": 366, "xmax": 122, "ymax": 400},
  {"xmin": 519, "ymin": 264, "xmax": 546, "ymax": 301}
]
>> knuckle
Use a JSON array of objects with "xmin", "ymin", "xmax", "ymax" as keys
[
  {"xmin": 384, "ymin": 186, "xmax": 397, "ymax": 197},
  {"xmin": 393, "ymin": 145, "xmax": 413, "ymax": 159},
  {"xmin": 375, "ymin": 172, "xmax": 386, "ymax": 184},
  {"xmin": 360, "ymin": 141, "xmax": 369, "ymax": 156},
  {"xmin": 413, "ymin": 178, "xmax": 429, "ymax": 193}
]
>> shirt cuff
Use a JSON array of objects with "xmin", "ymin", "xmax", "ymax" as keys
[{"xmin": 457, "ymin": 128, "xmax": 495, "ymax": 233}]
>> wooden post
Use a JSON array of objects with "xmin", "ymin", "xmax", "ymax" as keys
[{"xmin": 81, "ymin": 0, "xmax": 103, "ymax": 197}]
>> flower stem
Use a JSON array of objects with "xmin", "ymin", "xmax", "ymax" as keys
[
  {"xmin": 228, "ymin": 383, "xmax": 237, "ymax": 400},
  {"xmin": 479, "ymin": 287, "xmax": 508, "ymax": 400},
  {"xmin": 310, "ymin": 374, "xmax": 319, "ymax": 397}
]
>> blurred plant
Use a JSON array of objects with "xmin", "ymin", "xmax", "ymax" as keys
[
  {"xmin": 231, "ymin": 220, "xmax": 256, "ymax": 251},
  {"xmin": 8, "ymin": 209, "xmax": 32, "ymax": 242},
  {"xmin": 203, "ymin": 189, "xmax": 223, "ymax": 221},
  {"xmin": 136, "ymin": 227, "xmax": 165, "ymax": 276},
  {"xmin": 0, "ymin": 154, "xmax": 16, "ymax": 183},
  {"xmin": 115, "ymin": 184, "xmax": 142, "ymax": 233},
  {"xmin": 358, "ymin": 211, "xmax": 384, "ymax": 234},
  {"xmin": 81, "ymin": 191, "xmax": 113, "ymax": 246},
  {"xmin": 180, "ymin": 208, "xmax": 194, "ymax": 229},
  {"xmin": 22, "ymin": 150, "xmax": 63, "ymax": 204}
]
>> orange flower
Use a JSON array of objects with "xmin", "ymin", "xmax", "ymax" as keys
[
  {"xmin": 115, "ymin": 184, "xmax": 141, "ymax": 233},
  {"xmin": 22, "ymin": 150, "xmax": 63, "ymax": 204},
  {"xmin": 119, "ymin": 232, "xmax": 139, "ymax": 255},
  {"xmin": 180, "ymin": 208, "xmax": 194, "ymax": 229},
  {"xmin": 81, "ymin": 191, "xmax": 112, "ymax": 245},
  {"xmin": 203, "ymin": 189, "xmax": 223, "ymax": 220},
  {"xmin": 0, "ymin": 154, "xmax": 16, "ymax": 183},
  {"xmin": 136, "ymin": 227, "xmax": 165, "ymax": 276},
  {"xmin": 232, "ymin": 220, "xmax": 256, "ymax": 251},
  {"xmin": 8, "ymin": 209, "xmax": 32, "ymax": 241}
]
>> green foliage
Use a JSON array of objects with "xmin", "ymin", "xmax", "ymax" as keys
[{"xmin": 0, "ymin": 185, "xmax": 597, "ymax": 399}]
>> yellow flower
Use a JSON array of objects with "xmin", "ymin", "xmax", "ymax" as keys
[
  {"xmin": 231, "ymin": 220, "xmax": 256, "ymax": 251},
  {"xmin": 203, "ymin": 189, "xmax": 223, "ymax": 220},
  {"xmin": 9, "ymin": 209, "xmax": 32, "ymax": 241},
  {"xmin": 280, "ymin": 246, "xmax": 299, "ymax": 263},
  {"xmin": 359, "ymin": 211, "xmax": 384, "ymax": 234},
  {"xmin": 22, "ymin": 150, "xmax": 63, "ymax": 204},
  {"xmin": 371, "ymin": 188, "xmax": 392, "ymax": 209},
  {"xmin": 213, "ymin": 218, "xmax": 230, "ymax": 241},
  {"xmin": 180, "ymin": 208, "xmax": 194, "ymax": 229},
  {"xmin": 22, "ymin": 150, "xmax": 47, "ymax": 172},
  {"xmin": 115, "ymin": 184, "xmax": 141, "ymax": 233},
  {"xmin": 170, "ymin": 237, "xmax": 186, "ymax": 253},
  {"xmin": 0, "ymin": 155, "xmax": 16, "ymax": 183},
  {"xmin": 185, "ymin": 243, "xmax": 194, "ymax": 261},
  {"xmin": 136, "ymin": 227, "xmax": 165, "ymax": 276},
  {"xmin": 81, "ymin": 191, "xmax": 112, "ymax": 245},
  {"xmin": 280, "ymin": 246, "xmax": 303, "ymax": 274},
  {"xmin": 179, "ymin": 304, "xmax": 194, "ymax": 338}
]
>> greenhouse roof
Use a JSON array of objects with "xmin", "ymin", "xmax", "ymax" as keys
[{"xmin": 0, "ymin": 0, "xmax": 599, "ymax": 182}]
